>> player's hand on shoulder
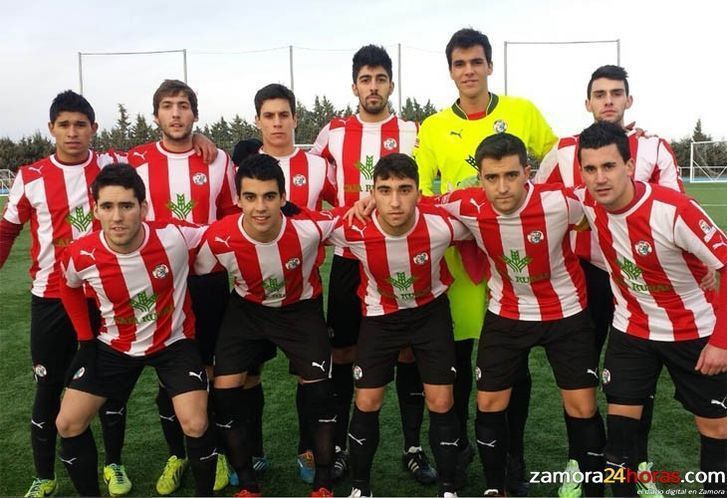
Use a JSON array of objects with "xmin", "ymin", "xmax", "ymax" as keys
[
  {"xmin": 695, "ymin": 343, "xmax": 727, "ymax": 376},
  {"xmin": 192, "ymin": 133, "xmax": 218, "ymax": 164},
  {"xmin": 345, "ymin": 195, "xmax": 375, "ymax": 226},
  {"xmin": 699, "ymin": 268, "xmax": 719, "ymax": 291}
]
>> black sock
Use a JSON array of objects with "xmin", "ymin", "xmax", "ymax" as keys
[
  {"xmin": 700, "ymin": 434, "xmax": 727, "ymax": 492},
  {"xmin": 214, "ymin": 386, "xmax": 257, "ymax": 492},
  {"xmin": 636, "ymin": 395, "xmax": 654, "ymax": 463},
  {"xmin": 396, "ymin": 361, "xmax": 425, "ymax": 450},
  {"xmin": 156, "ymin": 385, "xmax": 186, "ymax": 458},
  {"xmin": 348, "ymin": 406, "xmax": 379, "ymax": 496},
  {"xmin": 99, "ymin": 398, "xmax": 126, "ymax": 465},
  {"xmin": 475, "ymin": 409, "xmax": 508, "ymax": 494},
  {"xmin": 429, "ymin": 408, "xmax": 460, "ymax": 493},
  {"xmin": 507, "ymin": 359, "xmax": 531, "ymax": 465},
  {"xmin": 454, "ymin": 339, "xmax": 474, "ymax": 442},
  {"xmin": 332, "ymin": 362, "xmax": 354, "ymax": 449},
  {"xmin": 605, "ymin": 414, "xmax": 640, "ymax": 497},
  {"xmin": 566, "ymin": 411, "xmax": 606, "ymax": 497},
  {"xmin": 242, "ymin": 383, "xmax": 264, "ymax": 457},
  {"xmin": 186, "ymin": 426, "xmax": 217, "ymax": 497},
  {"xmin": 303, "ymin": 380, "xmax": 336, "ymax": 490},
  {"xmin": 31, "ymin": 382, "xmax": 62, "ymax": 479},
  {"xmin": 297, "ymin": 383, "xmax": 313, "ymax": 453},
  {"xmin": 60, "ymin": 428, "xmax": 100, "ymax": 496}
]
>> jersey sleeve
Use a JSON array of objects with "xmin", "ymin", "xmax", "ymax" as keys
[
  {"xmin": 321, "ymin": 159, "xmax": 338, "ymax": 206},
  {"xmin": 60, "ymin": 253, "xmax": 95, "ymax": 341},
  {"xmin": 450, "ymin": 217, "xmax": 473, "ymax": 242},
  {"xmin": 413, "ymin": 120, "xmax": 439, "ymax": 196},
  {"xmin": 2, "ymin": 170, "xmax": 31, "ymax": 226},
  {"xmin": 194, "ymin": 234, "xmax": 222, "ymax": 276},
  {"xmin": 673, "ymin": 200, "xmax": 727, "ymax": 270},
  {"xmin": 654, "ymin": 139, "xmax": 685, "ymax": 193},
  {"xmin": 525, "ymin": 102, "xmax": 558, "ymax": 160},
  {"xmin": 310, "ymin": 122, "xmax": 333, "ymax": 161},
  {"xmin": 176, "ymin": 224, "xmax": 209, "ymax": 251},
  {"xmin": 533, "ymin": 142, "xmax": 562, "ymax": 184}
]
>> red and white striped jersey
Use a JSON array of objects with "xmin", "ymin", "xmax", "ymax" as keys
[
  {"xmin": 264, "ymin": 148, "xmax": 337, "ymax": 210},
  {"xmin": 327, "ymin": 204, "xmax": 470, "ymax": 317},
  {"xmin": 574, "ymin": 182, "xmax": 727, "ymax": 342},
  {"xmin": 311, "ymin": 114, "xmax": 418, "ymax": 258},
  {"xmin": 63, "ymin": 221, "xmax": 206, "ymax": 356},
  {"xmin": 2, "ymin": 151, "xmax": 123, "ymax": 298},
  {"xmin": 534, "ymin": 130, "xmax": 684, "ymax": 263},
  {"xmin": 128, "ymin": 141, "xmax": 238, "ymax": 224},
  {"xmin": 194, "ymin": 208, "xmax": 341, "ymax": 308},
  {"xmin": 438, "ymin": 183, "xmax": 587, "ymax": 321}
]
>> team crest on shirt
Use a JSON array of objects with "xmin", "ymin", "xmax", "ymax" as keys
[
  {"xmin": 493, "ymin": 120, "xmax": 508, "ymax": 133},
  {"xmin": 285, "ymin": 258, "xmax": 301, "ymax": 270},
  {"xmin": 601, "ymin": 368, "xmax": 611, "ymax": 385},
  {"xmin": 292, "ymin": 174, "xmax": 307, "ymax": 187},
  {"xmin": 634, "ymin": 241, "xmax": 652, "ymax": 256},
  {"xmin": 527, "ymin": 230, "xmax": 544, "ymax": 244},
  {"xmin": 73, "ymin": 367, "xmax": 85, "ymax": 380},
  {"xmin": 33, "ymin": 364, "xmax": 47, "ymax": 378},
  {"xmin": 353, "ymin": 365, "xmax": 363, "ymax": 380},
  {"xmin": 475, "ymin": 367, "xmax": 482, "ymax": 381},
  {"xmin": 192, "ymin": 172, "xmax": 208, "ymax": 186},
  {"xmin": 699, "ymin": 219, "xmax": 717, "ymax": 242},
  {"xmin": 152, "ymin": 264, "xmax": 170, "ymax": 280},
  {"xmin": 413, "ymin": 252, "xmax": 429, "ymax": 265},
  {"xmin": 383, "ymin": 138, "xmax": 398, "ymax": 151}
]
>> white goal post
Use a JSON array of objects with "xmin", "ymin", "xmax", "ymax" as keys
[
  {"xmin": 0, "ymin": 169, "xmax": 16, "ymax": 197},
  {"xmin": 689, "ymin": 140, "xmax": 727, "ymax": 183}
]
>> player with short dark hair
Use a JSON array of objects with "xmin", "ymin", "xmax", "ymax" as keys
[
  {"xmin": 433, "ymin": 133, "xmax": 605, "ymax": 497},
  {"xmin": 574, "ymin": 121, "xmax": 727, "ymax": 497},
  {"xmin": 57, "ymin": 164, "xmax": 217, "ymax": 497},
  {"xmin": 196, "ymin": 154, "xmax": 340, "ymax": 498},
  {"xmin": 0, "ymin": 90, "xmax": 131, "ymax": 498},
  {"xmin": 414, "ymin": 28, "xmax": 558, "ymax": 494},
  {"xmin": 127, "ymin": 79, "xmax": 239, "ymax": 494},
  {"xmin": 328, "ymin": 153, "xmax": 468, "ymax": 498},
  {"xmin": 311, "ymin": 44, "xmax": 434, "ymax": 484},
  {"xmin": 533, "ymin": 65, "xmax": 685, "ymax": 496}
]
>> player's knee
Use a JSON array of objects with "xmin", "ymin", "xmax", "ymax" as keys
[
  {"xmin": 332, "ymin": 346, "xmax": 355, "ymax": 364},
  {"xmin": 696, "ymin": 417, "xmax": 727, "ymax": 440},
  {"xmin": 178, "ymin": 412, "xmax": 209, "ymax": 438},
  {"xmin": 425, "ymin": 395, "xmax": 453, "ymax": 414},
  {"xmin": 302, "ymin": 380, "xmax": 335, "ymax": 419},
  {"xmin": 564, "ymin": 397, "xmax": 597, "ymax": 419},
  {"xmin": 355, "ymin": 390, "xmax": 383, "ymax": 412},
  {"xmin": 476, "ymin": 391, "xmax": 509, "ymax": 412},
  {"xmin": 55, "ymin": 412, "xmax": 88, "ymax": 438}
]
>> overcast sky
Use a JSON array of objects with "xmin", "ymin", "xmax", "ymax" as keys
[{"xmin": 2, "ymin": 0, "xmax": 726, "ymax": 143}]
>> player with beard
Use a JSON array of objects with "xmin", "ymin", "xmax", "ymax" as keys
[
  {"xmin": 311, "ymin": 45, "xmax": 435, "ymax": 484},
  {"xmin": 127, "ymin": 79, "xmax": 238, "ymax": 495}
]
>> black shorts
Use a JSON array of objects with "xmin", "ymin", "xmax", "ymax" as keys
[
  {"xmin": 188, "ymin": 271, "xmax": 229, "ymax": 365},
  {"xmin": 30, "ymin": 295, "xmax": 100, "ymax": 385},
  {"xmin": 215, "ymin": 293, "xmax": 331, "ymax": 381},
  {"xmin": 476, "ymin": 310, "xmax": 599, "ymax": 392},
  {"xmin": 581, "ymin": 260, "xmax": 614, "ymax": 355},
  {"xmin": 326, "ymin": 255, "xmax": 362, "ymax": 348},
  {"xmin": 603, "ymin": 330, "xmax": 727, "ymax": 418},
  {"xmin": 354, "ymin": 294, "xmax": 456, "ymax": 389},
  {"xmin": 68, "ymin": 339, "xmax": 208, "ymax": 401}
]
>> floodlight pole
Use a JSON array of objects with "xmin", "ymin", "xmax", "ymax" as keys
[
  {"xmin": 616, "ymin": 39, "xmax": 621, "ymax": 66},
  {"xmin": 183, "ymin": 49, "xmax": 188, "ymax": 83},
  {"xmin": 289, "ymin": 45, "xmax": 295, "ymax": 92},
  {"xmin": 78, "ymin": 52, "xmax": 84, "ymax": 95},
  {"xmin": 398, "ymin": 43, "xmax": 402, "ymax": 113},
  {"xmin": 504, "ymin": 41, "xmax": 509, "ymax": 95}
]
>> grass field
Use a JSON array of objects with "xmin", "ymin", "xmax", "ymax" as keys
[{"xmin": 1, "ymin": 182, "xmax": 725, "ymax": 497}]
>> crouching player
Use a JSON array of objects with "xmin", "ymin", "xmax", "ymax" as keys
[
  {"xmin": 575, "ymin": 122, "xmax": 727, "ymax": 496},
  {"xmin": 330, "ymin": 153, "xmax": 466, "ymax": 498},
  {"xmin": 56, "ymin": 164, "xmax": 217, "ymax": 496},
  {"xmin": 194, "ymin": 154, "xmax": 339, "ymax": 497}
]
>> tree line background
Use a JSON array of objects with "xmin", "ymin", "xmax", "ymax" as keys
[{"xmin": 0, "ymin": 95, "xmax": 723, "ymax": 173}]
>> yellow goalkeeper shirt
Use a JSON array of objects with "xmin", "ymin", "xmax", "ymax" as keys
[{"xmin": 414, "ymin": 93, "xmax": 557, "ymax": 195}]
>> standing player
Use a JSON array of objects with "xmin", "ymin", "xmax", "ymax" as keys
[
  {"xmin": 310, "ymin": 44, "xmax": 433, "ymax": 484},
  {"xmin": 413, "ymin": 28, "xmax": 558, "ymax": 493},
  {"xmin": 56, "ymin": 164, "xmax": 217, "ymax": 497},
  {"xmin": 195, "ymin": 154, "xmax": 338, "ymax": 498},
  {"xmin": 126, "ymin": 79, "xmax": 238, "ymax": 495},
  {"xmin": 574, "ymin": 121, "xmax": 727, "ymax": 496},
  {"xmin": 534, "ymin": 66, "xmax": 684, "ymax": 494},
  {"xmin": 328, "ymin": 154, "xmax": 466, "ymax": 498},
  {"xmin": 434, "ymin": 133, "xmax": 605, "ymax": 497},
  {"xmin": 0, "ymin": 91, "xmax": 131, "ymax": 498}
]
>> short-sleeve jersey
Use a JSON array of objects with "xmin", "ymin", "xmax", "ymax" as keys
[
  {"xmin": 128, "ymin": 141, "xmax": 238, "ymax": 224},
  {"xmin": 574, "ymin": 182, "xmax": 727, "ymax": 341},
  {"xmin": 63, "ymin": 221, "xmax": 206, "ymax": 356},
  {"xmin": 437, "ymin": 183, "xmax": 587, "ymax": 321},
  {"xmin": 414, "ymin": 94, "xmax": 557, "ymax": 195},
  {"xmin": 327, "ymin": 204, "xmax": 471, "ymax": 316},
  {"xmin": 3, "ymin": 151, "xmax": 123, "ymax": 297},
  {"xmin": 194, "ymin": 208, "xmax": 341, "ymax": 308}
]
